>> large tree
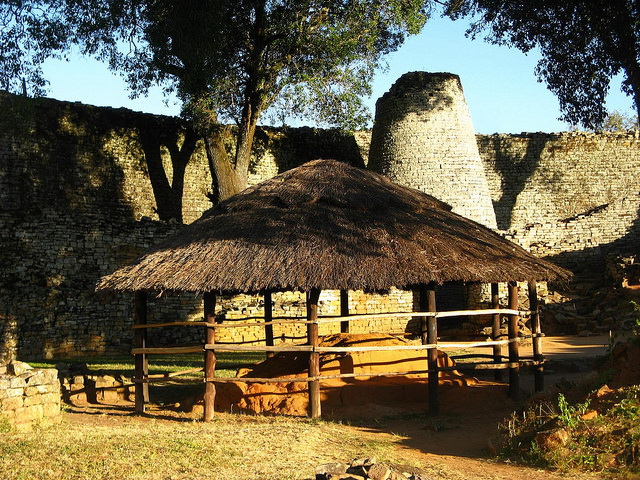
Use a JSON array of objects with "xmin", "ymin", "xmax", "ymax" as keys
[
  {"xmin": 1, "ymin": 0, "xmax": 430, "ymax": 205},
  {"xmin": 445, "ymin": 0, "xmax": 640, "ymax": 129}
]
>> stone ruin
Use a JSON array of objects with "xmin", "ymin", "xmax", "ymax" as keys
[
  {"xmin": 0, "ymin": 361, "xmax": 61, "ymax": 431},
  {"xmin": 368, "ymin": 72, "xmax": 501, "ymax": 313},
  {"xmin": 368, "ymin": 71, "xmax": 497, "ymax": 229}
]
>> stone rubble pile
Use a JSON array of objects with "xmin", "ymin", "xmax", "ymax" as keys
[
  {"xmin": 543, "ymin": 284, "xmax": 638, "ymax": 337},
  {"xmin": 0, "ymin": 360, "xmax": 61, "ymax": 431},
  {"xmin": 315, "ymin": 457, "xmax": 435, "ymax": 480}
]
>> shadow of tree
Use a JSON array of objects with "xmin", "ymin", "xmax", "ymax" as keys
[
  {"xmin": 489, "ymin": 135, "xmax": 550, "ymax": 230},
  {"xmin": 0, "ymin": 93, "xmax": 202, "ymax": 360}
]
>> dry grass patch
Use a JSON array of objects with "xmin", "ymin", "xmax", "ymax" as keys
[{"xmin": 0, "ymin": 412, "xmax": 409, "ymax": 480}]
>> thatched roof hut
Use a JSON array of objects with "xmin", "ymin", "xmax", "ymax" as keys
[{"xmin": 97, "ymin": 159, "xmax": 569, "ymax": 294}]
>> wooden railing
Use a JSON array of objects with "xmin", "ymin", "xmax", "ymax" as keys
[{"xmin": 131, "ymin": 302, "xmax": 543, "ymax": 419}]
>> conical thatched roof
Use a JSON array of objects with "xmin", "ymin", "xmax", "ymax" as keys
[{"xmin": 96, "ymin": 159, "xmax": 570, "ymax": 294}]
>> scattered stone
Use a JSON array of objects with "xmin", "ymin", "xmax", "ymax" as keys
[
  {"xmin": 350, "ymin": 457, "xmax": 376, "ymax": 468},
  {"xmin": 580, "ymin": 410, "xmax": 598, "ymax": 420},
  {"xmin": 367, "ymin": 463, "xmax": 392, "ymax": 480},
  {"xmin": 8, "ymin": 361, "xmax": 33, "ymax": 376},
  {"xmin": 316, "ymin": 458, "xmax": 435, "ymax": 480},
  {"xmin": 316, "ymin": 463, "xmax": 348, "ymax": 479},
  {"xmin": 535, "ymin": 428, "xmax": 571, "ymax": 449}
]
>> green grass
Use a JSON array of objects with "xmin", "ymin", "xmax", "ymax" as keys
[
  {"xmin": 0, "ymin": 414, "xmax": 404, "ymax": 480},
  {"xmin": 28, "ymin": 351, "xmax": 266, "ymax": 378},
  {"xmin": 27, "ymin": 352, "xmax": 267, "ymax": 408}
]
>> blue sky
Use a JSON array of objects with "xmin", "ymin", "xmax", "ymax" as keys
[{"xmin": 41, "ymin": 13, "xmax": 632, "ymax": 134}]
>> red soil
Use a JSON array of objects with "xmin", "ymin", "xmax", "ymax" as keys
[{"xmin": 209, "ymin": 333, "xmax": 502, "ymax": 417}]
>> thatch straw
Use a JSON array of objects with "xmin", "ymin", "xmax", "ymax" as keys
[{"xmin": 96, "ymin": 159, "xmax": 570, "ymax": 294}]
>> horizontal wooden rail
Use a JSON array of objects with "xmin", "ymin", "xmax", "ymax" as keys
[
  {"xmin": 131, "ymin": 346, "xmax": 203, "ymax": 355},
  {"xmin": 132, "ymin": 309, "xmax": 530, "ymax": 330},
  {"xmin": 133, "ymin": 334, "xmax": 535, "ymax": 356},
  {"xmin": 456, "ymin": 359, "xmax": 542, "ymax": 370},
  {"xmin": 313, "ymin": 309, "xmax": 526, "ymax": 325},
  {"xmin": 146, "ymin": 367, "xmax": 203, "ymax": 379},
  {"xmin": 132, "ymin": 377, "xmax": 203, "ymax": 384},
  {"xmin": 132, "ymin": 321, "xmax": 215, "ymax": 329},
  {"xmin": 202, "ymin": 336, "xmax": 529, "ymax": 354},
  {"xmin": 205, "ymin": 344, "xmax": 312, "ymax": 352}
]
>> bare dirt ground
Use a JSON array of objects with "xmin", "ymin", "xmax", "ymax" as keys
[{"xmin": 58, "ymin": 335, "xmax": 609, "ymax": 480}]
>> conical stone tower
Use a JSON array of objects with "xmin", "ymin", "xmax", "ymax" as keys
[{"xmin": 368, "ymin": 72, "xmax": 497, "ymax": 229}]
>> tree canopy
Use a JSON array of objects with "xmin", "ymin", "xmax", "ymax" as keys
[
  {"xmin": 1, "ymin": 0, "xmax": 430, "ymax": 205},
  {"xmin": 445, "ymin": 0, "xmax": 640, "ymax": 129}
]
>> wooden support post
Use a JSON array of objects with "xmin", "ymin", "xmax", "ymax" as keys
[
  {"xmin": 420, "ymin": 283, "xmax": 439, "ymax": 416},
  {"xmin": 134, "ymin": 292, "xmax": 149, "ymax": 414},
  {"xmin": 264, "ymin": 290, "xmax": 275, "ymax": 358},
  {"xmin": 528, "ymin": 281, "xmax": 544, "ymax": 392},
  {"xmin": 203, "ymin": 292, "xmax": 217, "ymax": 421},
  {"xmin": 307, "ymin": 287, "xmax": 322, "ymax": 419},
  {"xmin": 340, "ymin": 289, "xmax": 350, "ymax": 334},
  {"xmin": 508, "ymin": 281, "xmax": 520, "ymax": 401},
  {"xmin": 491, "ymin": 283, "xmax": 504, "ymax": 382}
]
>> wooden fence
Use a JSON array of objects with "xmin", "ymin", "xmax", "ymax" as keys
[{"xmin": 130, "ymin": 281, "xmax": 545, "ymax": 420}]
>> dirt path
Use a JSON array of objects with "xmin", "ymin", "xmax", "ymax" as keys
[{"xmin": 355, "ymin": 411, "xmax": 595, "ymax": 480}]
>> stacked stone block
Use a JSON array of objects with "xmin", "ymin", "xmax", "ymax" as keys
[
  {"xmin": 1, "ymin": 90, "xmax": 640, "ymax": 359},
  {"xmin": 210, "ymin": 288, "xmax": 417, "ymax": 345},
  {"xmin": 368, "ymin": 71, "xmax": 498, "ymax": 229},
  {"xmin": 57, "ymin": 364, "xmax": 133, "ymax": 405},
  {"xmin": 0, "ymin": 93, "xmax": 367, "ymax": 360},
  {"xmin": 0, "ymin": 361, "xmax": 61, "ymax": 431},
  {"xmin": 478, "ymin": 131, "xmax": 640, "ymax": 230}
]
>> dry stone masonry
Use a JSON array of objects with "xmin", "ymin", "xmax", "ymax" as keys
[
  {"xmin": 478, "ymin": 132, "xmax": 640, "ymax": 273},
  {"xmin": 0, "ymin": 93, "xmax": 368, "ymax": 361},
  {"xmin": 1, "ymin": 86, "xmax": 639, "ymax": 360},
  {"xmin": 368, "ymin": 72, "xmax": 497, "ymax": 229},
  {"xmin": 0, "ymin": 361, "xmax": 61, "ymax": 431}
]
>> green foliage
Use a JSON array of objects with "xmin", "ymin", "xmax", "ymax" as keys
[
  {"xmin": 601, "ymin": 110, "xmax": 639, "ymax": 131},
  {"xmin": 498, "ymin": 387, "xmax": 640, "ymax": 475},
  {"xmin": 0, "ymin": 2, "xmax": 69, "ymax": 95},
  {"xmin": 445, "ymin": 1, "xmax": 640, "ymax": 130},
  {"xmin": 30, "ymin": 351, "xmax": 265, "ymax": 378},
  {"xmin": 2, "ymin": 0, "xmax": 432, "ymax": 201},
  {"xmin": 557, "ymin": 393, "xmax": 590, "ymax": 429},
  {"xmin": 0, "ymin": 417, "xmax": 13, "ymax": 434},
  {"xmin": 2, "ymin": 0, "xmax": 430, "ymax": 131}
]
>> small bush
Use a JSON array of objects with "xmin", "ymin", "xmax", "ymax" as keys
[{"xmin": 498, "ymin": 387, "xmax": 640, "ymax": 476}]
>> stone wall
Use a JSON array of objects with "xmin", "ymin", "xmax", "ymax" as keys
[
  {"xmin": 0, "ymin": 361, "xmax": 61, "ymax": 431},
  {"xmin": 1, "ymin": 92, "xmax": 639, "ymax": 360},
  {"xmin": 213, "ymin": 288, "xmax": 417, "ymax": 345},
  {"xmin": 0, "ymin": 92, "xmax": 369, "ymax": 361},
  {"xmin": 478, "ymin": 132, "xmax": 640, "ymax": 272},
  {"xmin": 368, "ymin": 72, "xmax": 497, "ymax": 228}
]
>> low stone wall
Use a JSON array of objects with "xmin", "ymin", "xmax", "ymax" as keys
[
  {"xmin": 57, "ymin": 363, "xmax": 133, "ymax": 405},
  {"xmin": 0, "ymin": 361, "xmax": 61, "ymax": 431}
]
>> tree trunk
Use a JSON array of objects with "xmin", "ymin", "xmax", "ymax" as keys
[
  {"xmin": 203, "ymin": 129, "xmax": 245, "ymax": 203},
  {"xmin": 203, "ymin": 104, "xmax": 262, "ymax": 203}
]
